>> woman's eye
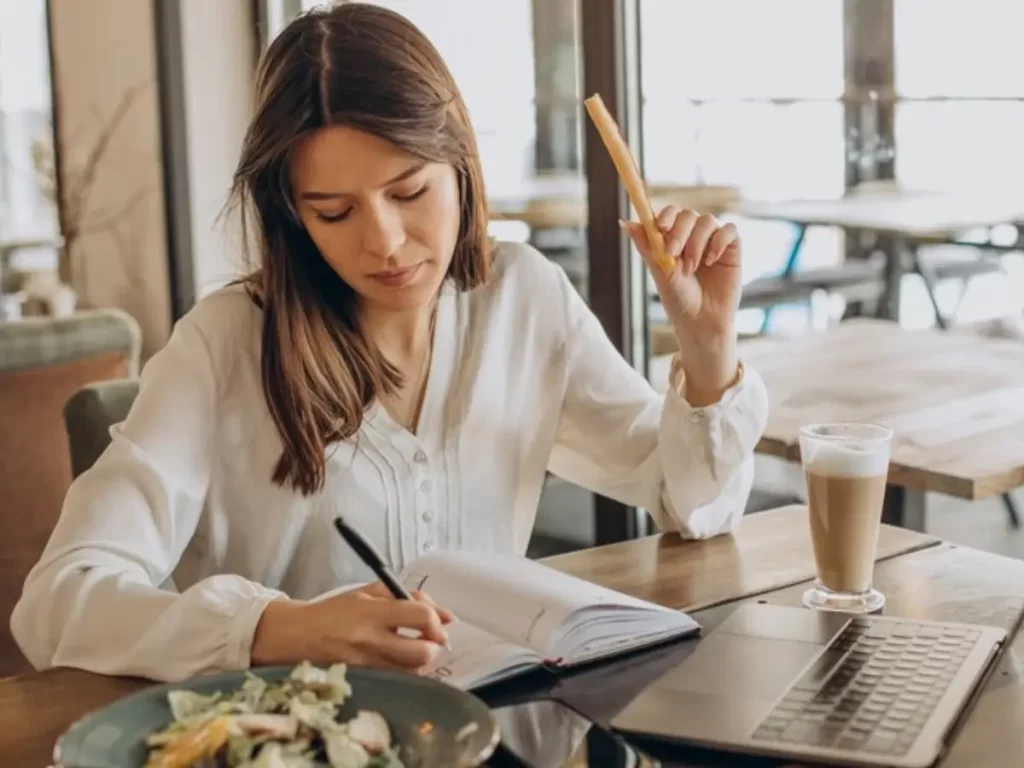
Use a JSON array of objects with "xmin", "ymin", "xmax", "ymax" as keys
[
  {"xmin": 394, "ymin": 185, "xmax": 429, "ymax": 202},
  {"xmin": 315, "ymin": 209, "xmax": 352, "ymax": 223}
]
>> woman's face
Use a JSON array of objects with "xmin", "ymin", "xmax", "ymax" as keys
[{"xmin": 290, "ymin": 126, "xmax": 462, "ymax": 314}]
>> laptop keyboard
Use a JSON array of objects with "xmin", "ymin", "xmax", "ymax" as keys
[{"xmin": 750, "ymin": 618, "xmax": 981, "ymax": 757}]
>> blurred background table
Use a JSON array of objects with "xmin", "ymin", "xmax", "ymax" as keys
[{"xmin": 651, "ymin": 319, "xmax": 1024, "ymax": 532}]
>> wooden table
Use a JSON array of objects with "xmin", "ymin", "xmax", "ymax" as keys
[
  {"xmin": 0, "ymin": 505, "xmax": 935, "ymax": 767},
  {"xmin": 730, "ymin": 191, "xmax": 1022, "ymax": 329},
  {"xmin": 487, "ymin": 177, "xmax": 741, "ymax": 230},
  {"xmin": 651, "ymin": 319, "xmax": 1024, "ymax": 531},
  {"xmin": 733, "ymin": 192, "xmax": 1024, "ymax": 239}
]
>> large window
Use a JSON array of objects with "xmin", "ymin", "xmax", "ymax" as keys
[
  {"xmin": 639, "ymin": 0, "xmax": 846, "ymax": 335},
  {"xmin": 893, "ymin": 0, "xmax": 1024, "ymax": 326},
  {"xmin": 894, "ymin": 1, "xmax": 1024, "ymax": 192},
  {"xmin": 640, "ymin": 0, "xmax": 844, "ymax": 199},
  {"xmin": 0, "ymin": 0, "xmax": 59, "ymax": 250}
]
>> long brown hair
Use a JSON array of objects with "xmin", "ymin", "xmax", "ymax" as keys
[{"xmin": 229, "ymin": 2, "xmax": 491, "ymax": 496}]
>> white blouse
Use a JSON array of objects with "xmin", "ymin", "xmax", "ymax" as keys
[{"xmin": 11, "ymin": 242, "xmax": 768, "ymax": 682}]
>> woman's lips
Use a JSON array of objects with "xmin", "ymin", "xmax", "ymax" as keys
[{"xmin": 369, "ymin": 263, "xmax": 422, "ymax": 287}]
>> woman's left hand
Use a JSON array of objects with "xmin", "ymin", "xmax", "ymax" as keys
[
  {"xmin": 621, "ymin": 205, "xmax": 742, "ymax": 404},
  {"xmin": 621, "ymin": 205, "xmax": 742, "ymax": 339}
]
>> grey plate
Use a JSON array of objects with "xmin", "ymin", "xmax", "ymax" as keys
[{"xmin": 54, "ymin": 665, "xmax": 499, "ymax": 767}]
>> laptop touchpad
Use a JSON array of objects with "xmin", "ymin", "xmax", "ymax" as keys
[
  {"xmin": 613, "ymin": 633, "xmax": 826, "ymax": 739},
  {"xmin": 667, "ymin": 633, "xmax": 822, "ymax": 701},
  {"xmin": 613, "ymin": 605, "xmax": 849, "ymax": 742}
]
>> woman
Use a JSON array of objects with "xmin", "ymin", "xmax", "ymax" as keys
[{"xmin": 12, "ymin": 3, "xmax": 767, "ymax": 682}]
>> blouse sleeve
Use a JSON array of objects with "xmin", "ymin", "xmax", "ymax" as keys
[
  {"xmin": 10, "ymin": 312, "xmax": 284, "ymax": 682},
  {"xmin": 546, "ymin": 266, "xmax": 769, "ymax": 539}
]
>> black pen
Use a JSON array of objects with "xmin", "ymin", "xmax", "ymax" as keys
[
  {"xmin": 333, "ymin": 516, "xmax": 412, "ymax": 599},
  {"xmin": 332, "ymin": 517, "xmax": 450, "ymax": 649}
]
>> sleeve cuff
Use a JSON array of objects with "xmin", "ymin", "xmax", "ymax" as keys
[
  {"xmin": 230, "ymin": 587, "xmax": 288, "ymax": 670},
  {"xmin": 661, "ymin": 355, "xmax": 769, "ymax": 478},
  {"xmin": 666, "ymin": 353, "xmax": 751, "ymax": 418}
]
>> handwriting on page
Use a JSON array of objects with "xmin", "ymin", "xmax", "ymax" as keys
[
  {"xmin": 419, "ymin": 619, "xmax": 536, "ymax": 690},
  {"xmin": 403, "ymin": 571, "xmax": 429, "ymax": 592},
  {"xmin": 523, "ymin": 608, "xmax": 547, "ymax": 647},
  {"xmin": 426, "ymin": 664, "xmax": 453, "ymax": 682}
]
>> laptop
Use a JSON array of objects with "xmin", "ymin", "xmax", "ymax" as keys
[{"xmin": 610, "ymin": 603, "xmax": 1008, "ymax": 768}]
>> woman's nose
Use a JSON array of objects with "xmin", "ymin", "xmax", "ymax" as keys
[{"xmin": 361, "ymin": 201, "xmax": 406, "ymax": 260}]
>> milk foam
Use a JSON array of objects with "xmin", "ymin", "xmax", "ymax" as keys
[{"xmin": 805, "ymin": 442, "xmax": 889, "ymax": 478}]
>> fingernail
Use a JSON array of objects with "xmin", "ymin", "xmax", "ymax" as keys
[
  {"xmin": 618, "ymin": 219, "xmax": 628, "ymax": 230},
  {"xmin": 667, "ymin": 238, "xmax": 682, "ymax": 256}
]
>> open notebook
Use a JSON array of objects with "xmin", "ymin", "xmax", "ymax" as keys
[{"xmin": 398, "ymin": 550, "xmax": 701, "ymax": 690}]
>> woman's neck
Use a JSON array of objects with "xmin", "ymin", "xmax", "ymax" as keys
[{"xmin": 361, "ymin": 301, "xmax": 436, "ymax": 366}]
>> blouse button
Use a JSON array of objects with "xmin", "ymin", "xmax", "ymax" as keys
[
  {"xmin": 422, "ymin": 510, "xmax": 434, "ymax": 523},
  {"xmin": 413, "ymin": 450, "xmax": 428, "ymax": 463},
  {"xmin": 423, "ymin": 541, "xmax": 435, "ymax": 552},
  {"xmin": 420, "ymin": 479, "xmax": 433, "ymax": 493}
]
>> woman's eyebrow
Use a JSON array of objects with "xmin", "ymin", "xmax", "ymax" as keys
[{"xmin": 300, "ymin": 161, "xmax": 428, "ymax": 201}]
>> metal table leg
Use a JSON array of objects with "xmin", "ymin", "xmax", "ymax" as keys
[
  {"xmin": 877, "ymin": 234, "xmax": 907, "ymax": 322},
  {"xmin": 1003, "ymin": 494, "xmax": 1022, "ymax": 529},
  {"xmin": 881, "ymin": 485, "xmax": 926, "ymax": 532},
  {"xmin": 760, "ymin": 223, "xmax": 808, "ymax": 334},
  {"xmin": 910, "ymin": 244, "xmax": 949, "ymax": 330}
]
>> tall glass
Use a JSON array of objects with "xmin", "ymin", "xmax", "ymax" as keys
[{"xmin": 800, "ymin": 423, "xmax": 894, "ymax": 614}]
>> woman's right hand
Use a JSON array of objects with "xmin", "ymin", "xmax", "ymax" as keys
[{"xmin": 251, "ymin": 582, "xmax": 454, "ymax": 672}]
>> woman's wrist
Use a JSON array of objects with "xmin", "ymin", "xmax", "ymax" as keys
[
  {"xmin": 250, "ymin": 598, "xmax": 308, "ymax": 666},
  {"xmin": 672, "ymin": 327, "xmax": 740, "ymax": 407}
]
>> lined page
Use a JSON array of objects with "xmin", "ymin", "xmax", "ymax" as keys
[
  {"xmin": 401, "ymin": 550, "xmax": 679, "ymax": 656},
  {"xmin": 420, "ymin": 618, "xmax": 541, "ymax": 690}
]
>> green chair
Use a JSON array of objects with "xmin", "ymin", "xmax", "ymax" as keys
[{"xmin": 63, "ymin": 378, "xmax": 140, "ymax": 478}]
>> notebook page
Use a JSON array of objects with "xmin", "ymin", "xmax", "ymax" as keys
[
  {"xmin": 555, "ymin": 614, "xmax": 698, "ymax": 665},
  {"xmin": 420, "ymin": 618, "xmax": 542, "ymax": 690},
  {"xmin": 400, "ymin": 550, "xmax": 679, "ymax": 657}
]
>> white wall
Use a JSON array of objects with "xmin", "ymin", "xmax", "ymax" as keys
[{"xmin": 179, "ymin": 0, "xmax": 257, "ymax": 298}]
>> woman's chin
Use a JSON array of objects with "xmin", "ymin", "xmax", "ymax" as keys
[{"xmin": 360, "ymin": 271, "xmax": 442, "ymax": 313}]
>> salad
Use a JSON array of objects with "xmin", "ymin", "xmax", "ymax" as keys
[{"xmin": 144, "ymin": 662, "xmax": 404, "ymax": 768}]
